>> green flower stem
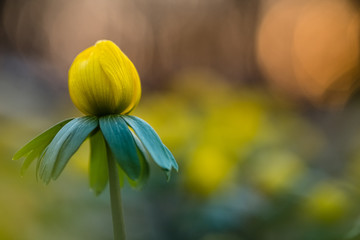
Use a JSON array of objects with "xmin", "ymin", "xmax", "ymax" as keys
[{"xmin": 107, "ymin": 147, "xmax": 126, "ymax": 240}]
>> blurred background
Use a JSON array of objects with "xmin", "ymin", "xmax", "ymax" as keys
[{"xmin": 1, "ymin": 0, "xmax": 360, "ymax": 239}]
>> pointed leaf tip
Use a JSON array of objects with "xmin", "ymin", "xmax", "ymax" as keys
[
  {"xmin": 13, "ymin": 119, "xmax": 73, "ymax": 161},
  {"xmin": 163, "ymin": 145, "xmax": 178, "ymax": 172},
  {"xmin": 122, "ymin": 115, "xmax": 178, "ymax": 174},
  {"xmin": 13, "ymin": 119, "xmax": 74, "ymax": 176}
]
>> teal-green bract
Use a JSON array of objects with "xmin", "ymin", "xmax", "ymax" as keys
[{"xmin": 13, "ymin": 115, "xmax": 178, "ymax": 195}]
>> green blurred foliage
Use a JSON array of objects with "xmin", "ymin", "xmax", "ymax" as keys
[
  {"xmin": 3, "ymin": 69, "xmax": 360, "ymax": 239},
  {"xmin": 1, "ymin": 0, "xmax": 360, "ymax": 239}
]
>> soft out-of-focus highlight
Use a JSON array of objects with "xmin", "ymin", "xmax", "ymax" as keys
[
  {"xmin": 2, "ymin": 0, "xmax": 360, "ymax": 239},
  {"xmin": 257, "ymin": 0, "xmax": 360, "ymax": 107}
]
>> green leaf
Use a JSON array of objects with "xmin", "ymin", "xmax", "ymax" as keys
[
  {"xmin": 39, "ymin": 116, "xmax": 98, "ymax": 183},
  {"xmin": 89, "ymin": 130, "xmax": 108, "ymax": 195},
  {"xmin": 127, "ymin": 132, "xmax": 149, "ymax": 188},
  {"xmin": 122, "ymin": 115, "xmax": 178, "ymax": 171},
  {"xmin": 163, "ymin": 146, "xmax": 178, "ymax": 181},
  {"xmin": 13, "ymin": 119, "xmax": 73, "ymax": 160},
  {"xmin": 346, "ymin": 216, "xmax": 360, "ymax": 239},
  {"xmin": 13, "ymin": 119, "xmax": 73, "ymax": 175},
  {"xmin": 36, "ymin": 148, "xmax": 48, "ymax": 181},
  {"xmin": 99, "ymin": 115, "xmax": 140, "ymax": 180},
  {"xmin": 21, "ymin": 148, "xmax": 41, "ymax": 176},
  {"xmin": 116, "ymin": 165, "xmax": 125, "ymax": 188},
  {"xmin": 164, "ymin": 145, "xmax": 178, "ymax": 171}
]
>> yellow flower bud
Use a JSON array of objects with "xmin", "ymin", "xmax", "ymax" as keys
[{"xmin": 68, "ymin": 40, "xmax": 141, "ymax": 116}]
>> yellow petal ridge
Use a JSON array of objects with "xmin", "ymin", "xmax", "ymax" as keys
[{"xmin": 68, "ymin": 40, "xmax": 141, "ymax": 116}]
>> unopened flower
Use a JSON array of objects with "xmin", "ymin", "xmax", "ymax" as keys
[
  {"xmin": 68, "ymin": 40, "xmax": 141, "ymax": 116},
  {"xmin": 13, "ymin": 39, "xmax": 178, "ymax": 240},
  {"xmin": 14, "ymin": 40, "xmax": 178, "ymax": 194}
]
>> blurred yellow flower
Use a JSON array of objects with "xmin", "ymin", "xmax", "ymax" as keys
[
  {"xmin": 250, "ymin": 150, "xmax": 305, "ymax": 194},
  {"xmin": 68, "ymin": 40, "xmax": 141, "ymax": 116},
  {"xmin": 134, "ymin": 94, "xmax": 197, "ymax": 155},
  {"xmin": 186, "ymin": 145, "xmax": 236, "ymax": 196},
  {"xmin": 303, "ymin": 182, "xmax": 350, "ymax": 223}
]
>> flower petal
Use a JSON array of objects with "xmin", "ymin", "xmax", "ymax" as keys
[
  {"xmin": 122, "ymin": 115, "xmax": 178, "ymax": 172},
  {"xmin": 127, "ymin": 132, "xmax": 150, "ymax": 188},
  {"xmin": 38, "ymin": 116, "xmax": 98, "ymax": 183},
  {"xmin": 13, "ymin": 119, "xmax": 73, "ymax": 161},
  {"xmin": 99, "ymin": 115, "xmax": 141, "ymax": 180},
  {"xmin": 89, "ymin": 130, "xmax": 109, "ymax": 195},
  {"xmin": 96, "ymin": 40, "xmax": 141, "ymax": 114},
  {"xmin": 68, "ymin": 40, "xmax": 141, "ymax": 116},
  {"xmin": 13, "ymin": 119, "xmax": 74, "ymax": 176}
]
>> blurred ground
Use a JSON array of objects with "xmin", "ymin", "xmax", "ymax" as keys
[{"xmin": 1, "ymin": 0, "xmax": 360, "ymax": 239}]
